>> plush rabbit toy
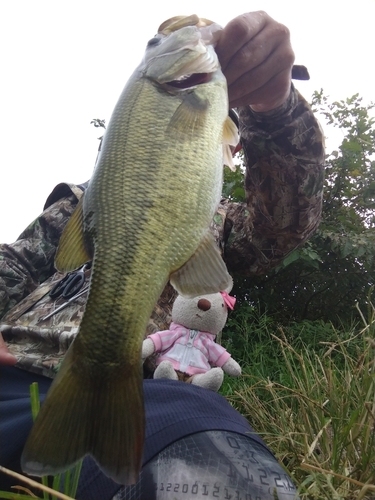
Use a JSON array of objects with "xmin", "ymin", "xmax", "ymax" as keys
[{"xmin": 142, "ymin": 291, "xmax": 241, "ymax": 391}]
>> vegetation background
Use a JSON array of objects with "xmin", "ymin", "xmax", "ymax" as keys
[
  {"xmin": 220, "ymin": 92, "xmax": 375, "ymax": 499},
  {"xmin": 1, "ymin": 92, "xmax": 374, "ymax": 500}
]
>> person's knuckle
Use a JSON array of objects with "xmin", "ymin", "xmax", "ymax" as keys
[
  {"xmin": 277, "ymin": 23, "xmax": 291, "ymax": 39},
  {"xmin": 281, "ymin": 45, "xmax": 295, "ymax": 66}
]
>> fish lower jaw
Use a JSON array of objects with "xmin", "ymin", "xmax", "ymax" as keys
[{"xmin": 166, "ymin": 72, "xmax": 212, "ymax": 89}]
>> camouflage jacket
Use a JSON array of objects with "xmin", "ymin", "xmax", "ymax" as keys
[{"xmin": 0, "ymin": 86, "xmax": 325, "ymax": 378}]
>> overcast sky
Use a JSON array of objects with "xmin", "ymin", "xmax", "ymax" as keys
[{"xmin": 1, "ymin": 0, "xmax": 374, "ymax": 243}]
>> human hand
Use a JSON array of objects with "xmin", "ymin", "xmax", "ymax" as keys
[
  {"xmin": 216, "ymin": 11, "xmax": 295, "ymax": 111},
  {"xmin": 0, "ymin": 332, "xmax": 17, "ymax": 365}
]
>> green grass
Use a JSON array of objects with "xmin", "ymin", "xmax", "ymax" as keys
[
  {"xmin": 221, "ymin": 301, "xmax": 375, "ymax": 499},
  {"xmin": 0, "ymin": 384, "xmax": 82, "ymax": 500}
]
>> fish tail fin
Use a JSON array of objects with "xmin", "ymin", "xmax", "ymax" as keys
[{"xmin": 21, "ymin": 347, "xmax": 144, "ymax": 485}]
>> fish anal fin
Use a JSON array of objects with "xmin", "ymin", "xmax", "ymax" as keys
[
  {"xmin": 55, "ymin": 195, "xmax": 92, "ymax": 272},
  {"xmin": 21, "ymin": 346, "xmax": 144, "ymax": 485},
  {"xmin": 222, "ymin": 115, "xmax": 239, "ymax": 172},
  {"xmin": 170, "ymin": 232, "xmax": 233, "ymax": 297}
]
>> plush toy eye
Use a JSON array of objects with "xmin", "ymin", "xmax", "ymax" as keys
[{"xmin": 197, "ymin": 299, "xmax": 211, "ymax": 311}]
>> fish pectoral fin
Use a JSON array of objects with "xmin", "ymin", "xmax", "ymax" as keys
[
  {"xmin": 55, "ymin": 195, "xmax": 92, "ymax": 272},
  {"xmin": 21, "ymin": 346, "xmax": 144, "ymax": 486},
  {"xmin": 222, "ymin": 115, "xmax": 239, "ymax": 172},
  {"xmin": 167, "ymin": 93, "xmax": 209, "ymax": 140},
  {"xmin": 170, "ymin": 231, "xmax": 233, "ymax": 297}
]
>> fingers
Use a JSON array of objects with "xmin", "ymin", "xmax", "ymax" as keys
[
  {"xmin": 216, "ymin": 11, "xmax": 295, "ymax": 111},
  {"xmin": 216, "ymin": 12, "xmax": 267, "ymax": 72},
  {"xmin": 229, "ymin": 64, "xmax": 293, "ymax": 111},
  {"xmin": 0, "ymin": 332, "xmax": 17, "ymax": 366}
]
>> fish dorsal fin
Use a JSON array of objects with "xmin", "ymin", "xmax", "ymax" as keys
[
  {"xmin": 169, "ymin": 231, "xmax": 233, "ymax": 297},
  {"xmin": 158, "ymin": 15, "xmax": 200, "ymax": 34},
  {"xmin": 55, "ymin": 195, "xmax": 92, "ymax": 272},
  {"xmin": 158, "ymin": 15, "xmax": 215, "ymax": 35},
  {"xmin": 222, "ymin": 115, "xmax": 239, "ymax": 172}
]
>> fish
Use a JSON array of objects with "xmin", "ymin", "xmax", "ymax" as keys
[{"xmin": 21, "ymin": 14, "xmax": 238, "ymax": 485}]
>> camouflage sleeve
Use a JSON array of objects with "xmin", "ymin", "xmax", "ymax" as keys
[
  {"xmin": 0, "ymin": 185, "xmax": 83, "ymax": 318},
  {"xmin": 213, "ymin": 85, "xmax": 325, "ymax": 276}
]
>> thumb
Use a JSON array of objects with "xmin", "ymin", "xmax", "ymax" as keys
[{"xmin": 0, "ymin": 332, "xmax": 17, "ymax": 366}]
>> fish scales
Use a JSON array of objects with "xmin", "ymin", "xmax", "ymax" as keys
[
  {"xmin": 22, "ymin": 15, "xmax": 236, "ymax": 486},
  {"xmin": 80, "ymin": 72, "xmax": 228, "ymax": 354}
]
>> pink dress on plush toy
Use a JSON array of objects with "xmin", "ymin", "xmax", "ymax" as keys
[
  {"xmin": 147, "ymin": 322, "xmax": 231, "ymax": 376},
  {"xmin": 142, "ymin": 292, "xmax": 241, "ymax": 391}
]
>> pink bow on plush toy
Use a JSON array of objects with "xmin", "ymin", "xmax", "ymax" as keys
[{"xmin": 220, "ymin": 291, "xmax": 236, "ymax": 310}]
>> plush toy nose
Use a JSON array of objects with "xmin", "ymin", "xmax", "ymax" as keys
[{"xmin": 197, "ymin": 298, "xmax": 211, "ymax": 311}]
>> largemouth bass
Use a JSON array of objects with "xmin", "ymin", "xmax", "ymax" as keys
[{"xmin": 21, "ymin": 14, "xmax": 238, "ymax": 485}]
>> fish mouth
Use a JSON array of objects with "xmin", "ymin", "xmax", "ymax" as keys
[{"xmin": 166, "ymin": 72, "xmax": 211, "ymax": 89}]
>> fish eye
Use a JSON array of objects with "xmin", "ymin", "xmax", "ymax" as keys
[{"xmin": 147, "ymin": 35, "xmax": 162, "ymax": 47}]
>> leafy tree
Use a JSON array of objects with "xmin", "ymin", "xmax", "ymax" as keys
[{"xmin": 227, "ymin": 92, "xmax": 375, "ymax": 325}]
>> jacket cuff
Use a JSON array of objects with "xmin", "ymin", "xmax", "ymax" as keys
[{"xmin": 237, "ymin": 83, "xmax": 298, "ymax": 128}]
